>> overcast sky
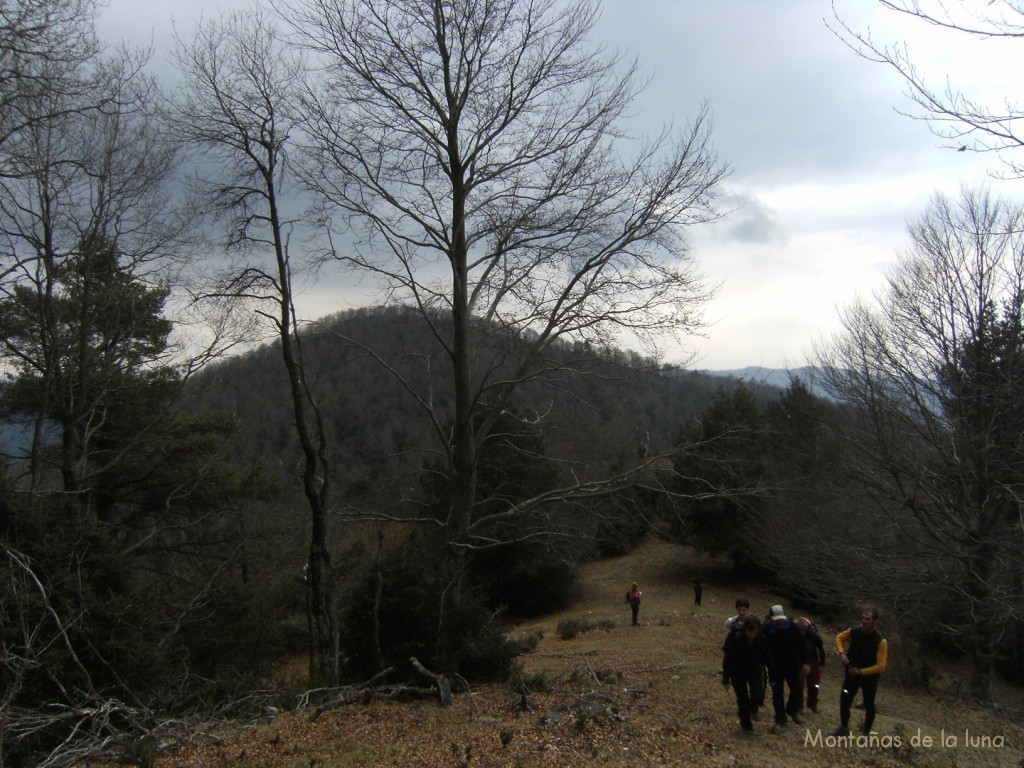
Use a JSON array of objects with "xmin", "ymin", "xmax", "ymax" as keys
[{"xmin": 99, "ymin": 0, "xmax": 1022, "ymax": 371}]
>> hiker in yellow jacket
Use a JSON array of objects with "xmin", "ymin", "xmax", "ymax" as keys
[{"xmin": 830, "ymin": 607, "xmax": 888, "ymax": 737}]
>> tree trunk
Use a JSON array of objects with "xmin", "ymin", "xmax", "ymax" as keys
[{"xmin": 440, "ymin": 132, "xmax": 475, "ymax": 670}]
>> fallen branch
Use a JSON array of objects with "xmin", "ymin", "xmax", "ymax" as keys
[
  {"xmin": 409, "ymin": 657, "xmax": 452, "ymax": 706},
  {"xmin": 308, "ymin": 666, "xmax": 398, "ymax": 721},
  {"xmin": 307, "ymin": 658, "xmax": 453, "ymax": 721}
]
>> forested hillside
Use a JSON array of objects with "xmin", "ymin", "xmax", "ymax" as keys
[{"xmin": 183, "ymin": 306, "xmax": 780, "ymax": 502}]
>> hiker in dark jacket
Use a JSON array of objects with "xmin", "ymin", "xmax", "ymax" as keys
[
  {"xmin": 723, "ymin": 598, "xmax": 764, "ymax": 712},
  {"xmin": 722, "ymin": 615, "xmax": 773, "ymax": 733},
  {"xmin": 691, "ymin": 574, "xmax": 707, "ymax": 606},
  {"xmin": 763, "ymin": 604, "xmax": 809, "ymax": 727}
]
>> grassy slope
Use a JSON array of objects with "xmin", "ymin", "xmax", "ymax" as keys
[{"xmin": 155, "ymin": 537, "xmax": 1024, "ymax": 768}]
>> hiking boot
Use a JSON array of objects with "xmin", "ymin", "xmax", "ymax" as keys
[
  {"xmin": 750, "ymin": 710, "xmax": 760, "ymax": 721},
  {"xmin": 830, "ymin": 726, "xmax": 850, "ymax": 737},
  {"xmin": 791, "ymin": 712, "xmax": 803, "ymax": 725}
]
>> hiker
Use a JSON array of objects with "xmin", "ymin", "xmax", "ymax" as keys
[
  {"xmin": 691, "ymin": 574, "xmax": 707, "ymax": 606},
  {"xmin": 763, "ymin": 604, "xmax": 809, "ymax": 728},
  {"xmin": 831, "ymin": 607, "xmax": 888, "ymax": 737},
  {"xmin": 625, "ymin": 582, "xmax": 642, "ymax": 626},
  {"xmin": 724, "ymin": 597, "xmax": 750, "ymax": 634},
  {"xmin": 796, "ymin": 617, "xmax": 826, "ymax": 713},
  {"xmin": 722, "ymin": 615, "xmax": 773, "ymax": 733},
  {"xmin": 724, "ymin": 598, "xmax": 765, "ymax": 720}
]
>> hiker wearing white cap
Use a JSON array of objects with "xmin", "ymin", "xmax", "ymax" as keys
[{"xmin": 763, "ymin": 604, "xmax": 809, "ymax": 728}]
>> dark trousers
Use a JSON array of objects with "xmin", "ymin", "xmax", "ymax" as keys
[
  {"xmin": 694, "ymin": 587, "xmax": 703, "ymax": 605},
  {"xmin": 771, "ymin": 667, "xmax": 802, "ymax": 724},
  {"xmin": 731, "ymin": 674, "xmax": 762, "ymax": 729},
  {"xmin": 840, "ymin": 673, "xmax": 880, "ymax": 733},
  {"xmin": 751, "ymin": 667, "xmax": 765, "ymax": 710},
  {"xmin": 629, "ymin": 602, "xmax": 639, "ymax": 625}
]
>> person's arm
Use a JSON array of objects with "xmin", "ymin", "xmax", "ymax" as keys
[
  {"xmin": 858, "ymin": 639, "xmax": 887, "ymax": 676},
  {"xmin": 836, "ymin": 627, "xmax": 852, "ymax": 663}
]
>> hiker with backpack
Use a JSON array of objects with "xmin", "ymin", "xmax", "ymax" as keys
[
  {"xmin": 795, "ymin": 616, "xmax": 826, "ymax": 713},
  {"xmin": 722, "ymin": 615, "xmax": 773, "ymax": 733},
  {"xmin": 625, "ymin": 581, "xmax": 642, "ymax": 626},
  {"xmin": 723, "ymin": 598, "xmax": 767, "ymax": 717},
  {"xmin": 764, "ymin": 604, "xmax": 809, "ymax": 728}
]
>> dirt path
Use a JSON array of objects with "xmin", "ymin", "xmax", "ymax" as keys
[{"xmin": 154, "ymin": 536, "xmax": 1024, "ymax": 767}]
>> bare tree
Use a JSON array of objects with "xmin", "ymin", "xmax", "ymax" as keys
[
  {"xmin": 0, "ymin": 31, "xmax": 196, "ymax": 493},
  {"xmin": 814, "ymin": 185, "xmax": 1024, "ymax": 698},
  {"xmin": 279, "ymin": 0, "xmax": 727, "ymax": 665},
  {"xmin": 170, "ymin": 9, "xmax": 341, "ymax": 685},
  {"xmin": 0, "ymin": 0, "xmax": 100, "ymax": 155},
  {"xmin": 831, "ymin": 1, "xmax": 1024, "ymax": 177}
]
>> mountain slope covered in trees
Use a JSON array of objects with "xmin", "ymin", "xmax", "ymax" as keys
[{"xmin": 184, "ymin": 306, "xmax": 782, "ymax": 504}]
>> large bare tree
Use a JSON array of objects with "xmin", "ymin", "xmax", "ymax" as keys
[
  {"xmin": 280, "ymin": 0, "xmax": 727, "ymax": 666},
  {"xmin": 171, "ymin": 9, "xmax": 341, "ymax": 685},
  {"xmin": 815, "ymin": 185, "xmax": 1024, "ymax": 698}
]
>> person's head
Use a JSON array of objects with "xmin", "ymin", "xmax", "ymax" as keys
[
  {"xmin": 768, "ymin": 604, "xmax": 787, "ymax": 624},
  {"xmin": 860, "ymin": 607, "xmax": 880, "ymax": 633},
  {"xmin": 796, "ymin": 617, "xmax": 810, "ymax": 633},
  {"xmin": 632, "ymin": 582, "xmax": 639, "ymax": 589},
  {"xmin": 742, "ymin": 615, "xmax": 761, "ymax": 640},
  {"xmin": 735, "ymin": 598, "xmax": 750, "ymax": 619}
]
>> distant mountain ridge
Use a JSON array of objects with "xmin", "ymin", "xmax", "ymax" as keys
[{"xmin": 700, "ymin": 365, "xmax": 834, "ymax": 398}]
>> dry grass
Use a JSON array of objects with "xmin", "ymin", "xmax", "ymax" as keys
[{"xmin": 153, "ymin": 536, "xmax": 1024, "ymax": 767}]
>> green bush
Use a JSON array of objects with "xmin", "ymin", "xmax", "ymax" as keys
[
  {"xmin": 339, "ymin": 544, "xmax": 524, "ymax": 682},
  {"xmin": 508, "ymin": 663, "xmax": 551, "ymax": 693},
  {"xmin": 556, "ymin": 617, "xmax": 615, "ymax": 640},
  {"xmin": 471, "ymin": 541, "xmax": 578, "ymax": 618}
]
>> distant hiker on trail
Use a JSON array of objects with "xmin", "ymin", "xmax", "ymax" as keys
[
  {"xmin": 724, "ymin": 597, "xmax": 750, "ymax": 634},
  {"xmin": 625, "ymin": 582, "xmax": 642, "ymax": 626},
  {"xmin": 722, "ymin": 615, "xmax": 773, "ymax": 733},
  {"xmin": 764, "ymin": 604, "xmax": 808, "ymax": 729},
  {"xmin": 796, "ymin": 617, "xmax": 826, "ymax": 713},
  {"xmin": 691, "ymin": 574, "xmax": 707, "ymax": 606},
  {"xmin": 831, "ymin": 607, "xmax": 887, "ymax": 737}
]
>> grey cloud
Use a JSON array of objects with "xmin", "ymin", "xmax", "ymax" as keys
[{"xmin": 715, "ymin": 191, "xmax": 789, "ymax": 245}]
